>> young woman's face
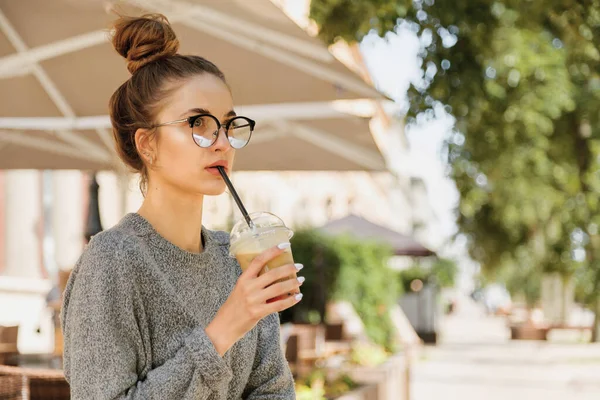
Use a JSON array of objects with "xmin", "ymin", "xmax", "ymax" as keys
[{"xmin": 147, "ymin": 74, "xmax": 236, "ymax": 197}]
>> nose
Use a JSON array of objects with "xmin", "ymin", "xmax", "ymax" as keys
[{"xmin": 211, "ymin": 126, "xmax": 233, "ymax": 153}]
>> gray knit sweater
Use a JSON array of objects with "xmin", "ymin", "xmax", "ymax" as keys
[{"xmin": 60, "ymin": 213, "xmax": 295, "ymax": 399}]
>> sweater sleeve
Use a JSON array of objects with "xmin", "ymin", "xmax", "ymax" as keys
[
  {"xmin": 242, "ymin": 313, "xmax": 295, "ymax": 399},
  {"xmin": 61, "ymin": 234, "xmax": 232, "ymax": 400}
]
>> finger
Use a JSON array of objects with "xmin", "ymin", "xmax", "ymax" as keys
[
  {"xmin": 259, "ymin": 276, "xmax": 305, "ymax": 302},
  {"xmin": 255, "ymin": 263, "xmax": 302, "ymax": 288},
  {"xmin": 263, "ymin": 292, "xmax": 303, "ymax": 314},
  {"xmin": 241, "ymin": 242, "xmax": 291, "ymax": 279}
]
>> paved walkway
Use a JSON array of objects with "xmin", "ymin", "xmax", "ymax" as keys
[{"xmin": 411, "ymin": 295, "xmax": 600, "ymax": 400}]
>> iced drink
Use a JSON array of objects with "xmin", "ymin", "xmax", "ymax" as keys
[{"xmin": 230, "ymin": 212, "xmax": 299, "ymax": 302}]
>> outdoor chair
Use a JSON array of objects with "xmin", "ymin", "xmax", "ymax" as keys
[
  {"xmin": 0, "ymin": 365, "xmax": 70, "ymax": 399},
  {"xmin": 0, "ymin": 325, "xmax": 19, "ymax": 366},
  {"xmin": 0, "ymin": 373, "xmax": 28, "ymax": 399}
]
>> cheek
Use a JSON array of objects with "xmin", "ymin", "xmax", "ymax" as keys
[{"xmin": 158, "ymin": 130, "xmax": 200, "ymax": 170}]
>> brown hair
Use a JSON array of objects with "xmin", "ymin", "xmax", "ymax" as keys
[{"xmin": 108, "ymin": 13, "xmax": 227, "ymax": 193}]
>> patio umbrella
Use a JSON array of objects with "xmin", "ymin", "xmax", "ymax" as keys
[
  {"xmin": 0, "ymin": 106, "xmax": 386, "ymax": 171},
  {"xmin": 319, "ymin": 214, "xmax": 436, "ymax": 257},
  {"xmin": 234, "ymin": 109, "xmax": 385, "ymax": 171},
  {"xmin": 0, "ymin": 0, "xmax": 386, "ymax": 171}
]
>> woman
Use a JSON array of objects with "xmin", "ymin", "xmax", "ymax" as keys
[{"xmin": 61, "ymin": 14, "xmax": 302, "ymax": 399}]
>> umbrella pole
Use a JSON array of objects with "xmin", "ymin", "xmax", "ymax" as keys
[{"xmin": 84, "ymin": 172, "xmax": 103, "ymax": 243}]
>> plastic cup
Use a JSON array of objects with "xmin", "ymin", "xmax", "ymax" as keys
[{"xmin": 230, "ymin": 212, "xmax": 299, "ymax": 302}]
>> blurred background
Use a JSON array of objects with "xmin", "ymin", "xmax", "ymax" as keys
[{"xmin": 1, "ymin": 0, "xmax": 600, "ymax": 399}]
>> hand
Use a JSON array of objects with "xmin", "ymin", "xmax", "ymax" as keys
[{"xmin": 206, "ymin": 242, "xmax": 304, "ymax": 356}]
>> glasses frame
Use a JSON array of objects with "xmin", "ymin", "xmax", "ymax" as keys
[{"xmin": 154, "ymin": 113, "xmax": 255, "ymax": 149}]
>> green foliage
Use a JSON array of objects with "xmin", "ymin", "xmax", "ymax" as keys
[
  {"xmin": 398, "ymin": 265, "xmax": 429, "ymax": 293},
  {"xmin": 574, "ymin": 260, "xmax": 598, "ymax": 305},
  {"xmin": 432, "ymin": 258, "xmax": 459, "ymax": 288},
  {"xmin": 398, "ymin": 258, "xmax": 458, "ymax": 292},
  {"xmin": 350, "ymin": 342, "xmax": 390, "ymax": 367},
  {"xmin": 281, "ymin": 229, "xmax": 343, "ymax": 324},
  {"xmin": 330, "ymin": 235, "xmax": 399, "ymax": 351},
  {"xmin": 497, "ymin": 262, "xmax": 542, "ymax": 308},
  {"xmin": 286, "ymin": 229, "xmax": 400, "ymax": 351},
  {"xmin": 325, "ymin": 374, "xmax": 359, "ymax": 398},
  {"xmin": 295, "ymin": 369, "xmax": 358, "ymax": 399},
  {"xmin": 310, "ymin": 0, "xmax": 600, "ymax": 313},
  {"xmin": 295, "ymin": 382, "xmax": 325, "ymax": 400}
]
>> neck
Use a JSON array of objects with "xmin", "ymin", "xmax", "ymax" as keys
[{"xmin": 138, "ymin": 181, "xmax": 204, "ymax": 253}]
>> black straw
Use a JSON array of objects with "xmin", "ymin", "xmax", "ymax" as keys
[{"xmin": 216, "ymin": 166, "xmax": 253, "ymax": 228}]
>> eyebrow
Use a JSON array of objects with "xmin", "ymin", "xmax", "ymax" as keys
[{"xmin": 179, "ymin": 108, "xmax": 237, "ymax": 119}]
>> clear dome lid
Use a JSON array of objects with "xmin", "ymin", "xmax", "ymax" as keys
[{"xmin": 230, "ymin": 211, "xmax": 291, "ymax": 244}]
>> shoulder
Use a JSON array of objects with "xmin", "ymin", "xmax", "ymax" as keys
[
  {"xmin": 61, "ymin": 219, "xmax": 145, "ymax": 324},
  {"xmin": 75, "ymin": 216, "xmax": 150, "ymax": 282},
  {"xmin": 84, "ymin": 227, "xmax": 143, "ymax": 267}
]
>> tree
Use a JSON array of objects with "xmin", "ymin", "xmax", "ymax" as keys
[{"xmin": 310, "ymin": 0, "xmax": 600, "ymax": 337}]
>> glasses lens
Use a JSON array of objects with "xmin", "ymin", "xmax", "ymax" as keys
[
  {"xmin": 227, "ymin": 117, "xmax": 253, "ymax": 149},
  {"xmin": 192, "ymin": 116, "xmax": 219, "ymax": 148}
]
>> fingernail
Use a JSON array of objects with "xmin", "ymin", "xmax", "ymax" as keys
[
  {"xmin": 297, "ymin": 276, "xmax": 305, "ymax": 284},
  {"xmin": 277, "ymin": 242, "xmax": 291, "ymax": 250},
  {"xmin": 295, "ymin": 293, "xmax": 303, "ymax": 301},
  {"xmin": 295, "ymin": 263, "xmax": 304, "ymax": 271}
]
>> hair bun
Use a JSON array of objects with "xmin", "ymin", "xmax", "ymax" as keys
[{"xmin": 111, "ymin": 13, "xmax": 180, "ymax": 74}]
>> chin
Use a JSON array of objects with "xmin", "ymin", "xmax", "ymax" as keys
[{"xmin": 199, "ymin": 181, "xmax": 228, "ymax": 196}]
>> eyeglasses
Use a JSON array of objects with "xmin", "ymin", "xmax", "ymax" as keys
[{"xmin": 154, "ymin": 114, "xmax": 255, "ymax": 149}]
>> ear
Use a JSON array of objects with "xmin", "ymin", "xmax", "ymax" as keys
[{"xmin": 134, "ymin": 128, "xmax": 157, "ymax": 164}]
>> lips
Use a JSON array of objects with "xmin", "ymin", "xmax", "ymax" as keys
[
  {"xmin": 206, "ymin": 160, "xmax": 229, "ymax": 169},
  {"xmin": 205, "ymin": 160, "xmax": 229, "ymax": 175}
]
